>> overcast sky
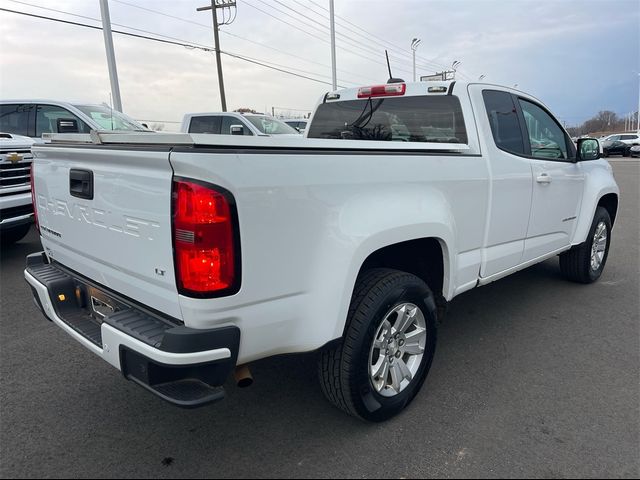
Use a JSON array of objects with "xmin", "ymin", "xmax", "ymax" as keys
[{"xmin": 0, "ymin": 0, "xmax": 638, "ymax": 130}]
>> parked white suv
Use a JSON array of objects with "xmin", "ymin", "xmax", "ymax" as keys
[
  {"xmin": 600, "ymin": 132, "xmax": 639, "ymax": 145},
  {"xmin": 0, "ymin": 101, "xmax": 150, "ymax": 140},
  {"xmin": 182, "ymin": 112, "xmax": 299, "ymax": 136},
  {"xmin": 0, "ymin": 133, "xmax": 34, "ymax": 245}
]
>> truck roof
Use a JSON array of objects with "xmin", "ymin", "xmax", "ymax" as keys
[{"xmin": 322, "ymin": 80, "xmax": 527, "ymax": 101}]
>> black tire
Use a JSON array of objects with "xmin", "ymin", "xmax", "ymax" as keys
[
  {"xmin": 623, "ymin": 148, "xmax": 631, "ymax": 157},
  {"xmin": 0, "ymin": 223, "xmax": 31, "ymax": 247},
  {"xmin": 318, "ymin": 268, "xmax": 438, "ymax": 422},
  {"xmin": 559, "ymin": 206, "xmax": 612, "ymax": 283}
]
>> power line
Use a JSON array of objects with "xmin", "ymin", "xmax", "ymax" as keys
[
  {"xmin": 113, "ymin": 0, "xmax": 420, "ymax": 80},
  {"xmin": 111, "ymin": 0, "xmax": 210, "ymax": 28},
  {"xmin": 241, "ymin": 0, "xmax": 413, "ymax": 76},
  {"xmin": 108, "ymin": 0, "xmax": 375, "ymax": 83},
  {"xmin": 249, "ymin": 0, "xmax": 416, "ymax": 73},
  {"xmin": 6, "ymin": 0, "xmax": 218, "ymax": 48},
  {"xmin": 0, "ymin": 7, "xmax": 351, "ymax": 88},
  {"xmin": 220, "ymin": 31, "xmax": 373, "ymax": 83},
  {"xmin": 2, "ymin": 2, "xmax": 357, "ymax": 85},
  {"xmin": 106, "ymin": 0, "xmax": 375, "ymax": 83},
  {"xmin": 305, "ymin": 0, "xmax": 461, "ymax": 75}
]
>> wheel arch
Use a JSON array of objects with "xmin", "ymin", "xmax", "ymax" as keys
[
  {"xmin": 330, "ymin": 234, "xmax": 452, "ymax": 341},
  {"xmin": 597, "ymin": 192, "xmax": 618, "ymax": 227},
  {"xmin": 572, "ymin": 162, "xmax": 619, "ymax": 245}
]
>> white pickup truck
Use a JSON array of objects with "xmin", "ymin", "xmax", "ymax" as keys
[
  {"xmin": 1, "ymin": 133, "xmax": 34, "ymax": 245},
  {"xmin": 25, "ymin": 81, "xmax": 619, "ymax": 421}
]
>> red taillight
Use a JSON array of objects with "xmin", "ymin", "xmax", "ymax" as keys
[
  {"xmin": 30, "ymin": 162, "xmax": 39, "ymax": 234},
  {"xmin": 357, "ymin": 83, "xmax": 406, "ymax": 98},
  {"xmin": 172, "ymin": 178, "xmax": 239, "ymax": 296}
]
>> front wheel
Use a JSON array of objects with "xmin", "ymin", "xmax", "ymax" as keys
[
  {"xmin": 559, "ymin": 206, "xmax": 612, "ymax": 283},
  {"xmin": 318, "ymin": 268, "xmax": 438, "ymax": 422}
]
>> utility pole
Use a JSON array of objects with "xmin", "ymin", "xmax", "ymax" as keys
[
  {"xmin": 197, "ymin": 0, "xmax": 237, "ymax": 112},
  {"xmin": 99, "ymin": 0, "xmax": 122, "ymax": 112},
  {"xmin": 329, "ymin": 0, "xmax": 337, "ymax": 90}
]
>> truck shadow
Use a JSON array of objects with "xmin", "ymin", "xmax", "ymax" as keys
[
  {"xmin": 55, "ymin": 257, "xmax": 590, "ymax": 476},
  {"xmin": 2, "ymin": 232, "xmax": 614, "ymax": 477}
]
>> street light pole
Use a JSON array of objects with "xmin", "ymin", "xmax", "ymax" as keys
[
  {"xmin": 329, "ymin": 0, "xmax": 337, "ymax": 90},
  {"xmin": 451, "ymin": 60, "xmax": 461, "ymax": 81},
  {"xmin": 411, "ymin": 38, "xmax": 421, "ymax": 82},
  {"xmin": 99, "ymin": 0, "xmax": 122, "ymax": 112}
]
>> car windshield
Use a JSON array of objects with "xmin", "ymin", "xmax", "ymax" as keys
[
  {"xmin": 244, "ymin": 116, "xmax": 298, "ymax": 135},
  {"xmin": 73, "ymin": 105, "xmax": 148, "ymax": 131}
]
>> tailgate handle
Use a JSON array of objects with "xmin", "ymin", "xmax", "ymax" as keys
[{"xmin": 69, "ymin": 169, "xmax": 94, "ymax": 200}]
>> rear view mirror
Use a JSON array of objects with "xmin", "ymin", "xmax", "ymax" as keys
[
  {"xmin": 576, "ymin": 138, "xmax": 600, "ymax": 161},
  {"xmin": 57, "ymin": 118, "xmax": 79, "ymax": 134},
  {"xmin": 230, "ymin": 125, "xmax": 244, "ymax": 135}
]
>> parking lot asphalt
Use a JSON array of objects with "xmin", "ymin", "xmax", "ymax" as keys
[{"xmin": 1, "ymin": 161, "xmax": 638, "ymax": 479}]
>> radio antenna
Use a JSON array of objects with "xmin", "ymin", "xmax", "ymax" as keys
[
  {"xmin": 385, "ymin": 50, "xmax": 405, "ymax": 84},
  {"xmin": 386, "ymin": 50, "xmax": 393, "ymax": 80}
]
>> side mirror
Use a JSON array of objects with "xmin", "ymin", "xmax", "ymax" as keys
[
  {"xmin": 56, "ymin": 118, "xmax": 79, "ymax": 134},
  {"xmin": 230, "ymin": 125, "xmax": 244, "ymax": 135},
  {"xmin": 576, "ymin": 138, "xmax": 600, "ymax": 162}
]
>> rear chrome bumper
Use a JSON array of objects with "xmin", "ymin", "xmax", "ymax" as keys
[{"xmin": 24, "ymin": 252, "xmax": 240, "ymax": 408}]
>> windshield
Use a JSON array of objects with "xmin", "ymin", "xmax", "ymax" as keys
[
  {"xmin": 244, "ymin": 116, "xmax": 298, "ymax": 135},
  {"xmin": 73, "ymin": 105, "xmax": 148, "ymax": 131},
  {"xmin": 307, "ymin": 95, "xmax": 468, "ymax": 143}
]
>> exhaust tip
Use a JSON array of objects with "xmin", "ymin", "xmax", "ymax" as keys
[{"xmin": 234, "ymin": 364, "xmax": 253, "ymax": 388}]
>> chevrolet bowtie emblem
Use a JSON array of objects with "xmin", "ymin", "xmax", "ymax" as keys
[{"xmin": 6, "ymin": 152, "xmax": 22, "ymax": 164}]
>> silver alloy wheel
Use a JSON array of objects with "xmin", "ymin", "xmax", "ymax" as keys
[
  {"xmin": 590, "ymin": 221, "xmax": 608, "ymax": 271},
  {"xmin": 368, "ymin": 303, "xmax": 427, "ymax": 398}
]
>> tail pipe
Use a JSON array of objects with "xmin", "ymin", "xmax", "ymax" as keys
[{"xmin": 234, "ymin": 364, "xmax": 253, "ymax": 388}]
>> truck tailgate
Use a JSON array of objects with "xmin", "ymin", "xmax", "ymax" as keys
[{"xmin": 32, "ymin": 145, "xmax": 182, "ymax": 320}]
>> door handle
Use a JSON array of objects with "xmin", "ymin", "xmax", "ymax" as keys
[
  {"xmin": 536, "ymin": 173, "xmax": 552, "ymax": 184},
  {"xmin": 69, "ymin": 169, "xmax": 94, "ymax": 200}
]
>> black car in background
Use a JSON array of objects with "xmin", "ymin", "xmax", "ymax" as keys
[{"xmin": 602, "ymin": 140, "xmax": 631, "ymax": 157}]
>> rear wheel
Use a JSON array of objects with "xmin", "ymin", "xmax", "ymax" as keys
[
  {"xmin": 0, "ymin": 223, "xmax": 31, "ymax": 247},
  {"xmin": 559, "ymin": 206, "xmax": 612, "ymax": 283},
  {"xmin": 318, "ymin": 268, "xmax": 438, "ymax": 422}
]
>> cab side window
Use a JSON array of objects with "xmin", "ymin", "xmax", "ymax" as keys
[
  {"xmin": 518, "ymin": 99, "xmax": 568, "ymax": 160},
  {"xmin": 482, "ymin": 90, "xmax": 526, "ymax": 155},
  {"xmin": 189, "ymin": 116, "xmax": 222, "ymax": 134},
  {"xmin": 0, "ymin": 104, "xmax": 33, "ymax": 136},
  {"xmin": 35, "ymin": 105, "xmax": 90, "ymax": 136}
]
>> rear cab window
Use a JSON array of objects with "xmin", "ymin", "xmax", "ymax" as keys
[
  {"xmin": 307, "ymin": 95, "xmax": 468, "ymax": 144},
  {"xmin": 482, "ymin": 90, "xmax": 526, "ymax": 155},
  {"xmin": 0, "ymin": 104, "xmax": 33, "ymax": 137}
]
